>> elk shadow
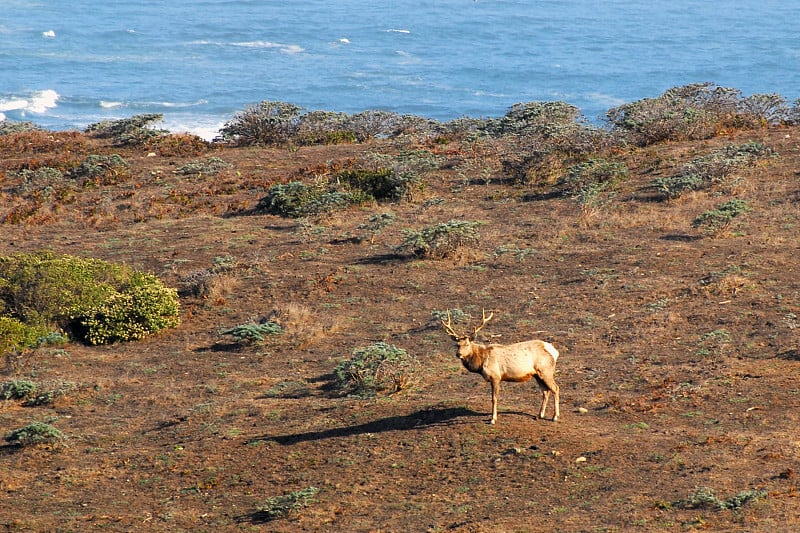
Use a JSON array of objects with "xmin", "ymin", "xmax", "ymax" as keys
[{"xmin": 247, "ymin": 405, "xmax": 482, "ymax": 446}]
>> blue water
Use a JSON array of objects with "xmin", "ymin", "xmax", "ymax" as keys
[{"xmin": 2, "ymin": 1, "xmax": 799, "ymax": 139}]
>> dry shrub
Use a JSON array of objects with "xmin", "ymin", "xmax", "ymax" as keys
[
  {"xmin": 699, "ymin": 273, "xmax": 752, "ymax": 297},
  {"xmin": 266, "ymin": 303, "xmax": 337, "ymax": 347}
]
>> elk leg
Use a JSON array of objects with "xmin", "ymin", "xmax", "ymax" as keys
[
  {"xmin": 537, "ymin": 374, "xmax": 560, "ymax": 421},
  {"xmin": 489, "ymin": 379, "xmax": 500, "ymax": 425}
]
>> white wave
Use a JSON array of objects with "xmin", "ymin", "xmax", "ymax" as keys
[
  {"xmin": 42, "ymin": 30, "xmax": 56, "ymax": 38},
  {"xmin": 386, "ymin": 29, "xmax": 411, "ymax": 34},
  {"xmin": 231, "ymin": 41, "xmax": 304, "ymax": 54},
  {"xmin": 100, "ymin": 100, "xmax": 125, "ymax": 109},
  {"xmin": 0, "ymin": 90, "xmax": 59, "ymax": 115},
  {"xmin": 338, "ymin": 38, "xmax": 350, "ymax": 44}
]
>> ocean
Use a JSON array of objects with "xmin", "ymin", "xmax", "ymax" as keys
[{"xmin": 2, "ymin": 1, "xmax": 799, "ymax": 139}]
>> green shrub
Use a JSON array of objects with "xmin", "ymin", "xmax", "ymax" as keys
[
  {"xmin": 257, "ymin": 487, "xmax": 320, "ymax": 521},
  {"xmin": 85, "ymin": 113, "xmax": 168, "ymax": 146},
  {"xmin": 0, "ymin": 317, "xmax": 52, "ymax": 354},
  {"xmin": 0, "ymin": 380, "xmax": 37, "ymax": 400},
  {"xmin": 70, "ymin": 154, "xmax": 129, "ymax": 184},
  {"xmin": 674, "ymin": 486, "xmax": 767, "ymax": 511},
  {"xmin": 257, "ymin": 180, "xmax": 372, "ymax": 218},
  {"xmin": 5, "ymin": 421, "xmax": 66, "ymax": 447},
  {"xmin": 559, "ymin": 158, "xmax": 628, "ymax": 210},
  {"xmin": 295, "ymin": 111, "xmax": 358, "ymax": 145},
  {"xmin": 334, "ymin": 342, "xmax": 419, "ymax": 397},
  {"xmin": 78, "ymin": 272, "xmax": 181, "ymax": 345},
  {"xmin": 221, "ymin": 321, "xmax": 283, "ymax": 346},
  {"xmin": 397, "ymin": 220, "xmax": 481, "ymax": 259},
  {"xmin": 358, "ymin": 212, "xmax": 396, "ymax": 243},
  {"xmin": 654, "ymin": 142, "xmax": 770, "ymax": 199},
  {"xmin": 692, "ymin": 199, "xmax": 751, "ymax": 235},
  {"xmin": 0, "ymin": 120, "xmax": 40, "ymax": 136},
  {"xmin": 0, "ymin": 251, "xmax": 180, "ymax": 345}
]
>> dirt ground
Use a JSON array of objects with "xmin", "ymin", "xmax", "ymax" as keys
[{"xmin": 1, "ymin": 124, "xmax": 798, "ymax": 532}]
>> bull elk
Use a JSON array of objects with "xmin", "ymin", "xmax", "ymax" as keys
[{"xmin": 442, "ymin": 309, "xmax": 560, "ymax": 425}]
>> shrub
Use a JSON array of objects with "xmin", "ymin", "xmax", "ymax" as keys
[
  {"xmin": 216, "ymin": 101, "xmax": 303, "ymax": 146},
  {"xmin": 654, "ymin": 142, "xmax": 770, "ymax": 199},
  {"xmin": 0, "ymin": 317, "xmax": 52, "ymax": 354},
  {"xmin": 0, "ymin": 120, "xmax": 40, "ymax": 136},
  {"xmin": 295, "ymin": 111, "xmax": 357, "ymax": 145},
  {"xmin": 0, "ymin": 252, "xmax": 180, "ymax": 345},
  {"xmin": 692, "ymin": 199, "xmax": 751, "ymax": 235},
  {"xmin": 85, "ymin": 113, "xmax": 168, "ymax": 146},
  {"xmin": 78, "ymin": 271, "xmax": 181, "ymax": 345},
  {"xmin": 177, "ymin": 157, "xmax": 232, "ymax": 176},
  {"xmin": 0, "ymin": 380, "xmax": 77, "ymax": 406},
  {"xmin": 358, "ymin": 212, "xmax": 396, "ymax": 243},
  {"xmin": 608, "ymin": 83, "xmax": 796, "ymax": 145},
  {"xmin": 333, "ymin": 342, "xmax": 419, "ymax": 397},
  {"xmin": 674, "ymin": 486, "xmax": 767, "ymax": 511},
  {"xmin": 70, "ymin": 153, "xmax": 129, "ymax": 185},
  {"xmin": 220, "ymin": 321, "xmax": 283, "ymax": 346},
  {"xmin": 257, "ymin": 487, "xmax": 320, "ymax": 521},
  {"xmin": 397, "ymin": 220, "xmax": 481, "ymax": 259},
  {"xmin": 5, "ymin": 421, "xmax": 66, "ymax": 447},
  {"xmin": 0, "ymin": 380, "xmax": 37, "ymax": 400},
  {"xmin": 257, "ymin": 180, "xmax": 372, "ymax": 218}
]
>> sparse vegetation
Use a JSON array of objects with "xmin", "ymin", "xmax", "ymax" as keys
[
  {"xmin": 397, "ymin": 220, "xmax": 482, "ymax": 259},
  {"xmin": 85, "ymin": 113, "xmax": 169, "ymax": 146},
  {"xmin": 220, "ymin": 321, "xmax": 283, "ymax": 346},
  {"xmin": 333, "ymin": 342, "xmax": 419, "ymax": 397},
  {"xmin": 692, "ymin": 199, "xmax": 752, "ymax": 235},
  {"xmin": 673, "ymin": 486, "xmax": 767, "ymax": 511},
  {"xmin": 5, "ymin": 421, "xmax": 66, "ymax": 448},
  {"xmin": 256, "ymin": 487, "xmax": 320, "ymax": 521}
]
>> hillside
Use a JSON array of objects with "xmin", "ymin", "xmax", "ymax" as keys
[{"xmin": 1, "ymin": 118, "xmax": 799, "ymax": 532}]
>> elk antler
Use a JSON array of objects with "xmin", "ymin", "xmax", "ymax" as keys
[
  {"xmin": 441, "ymin": 310, "xmax": 462, "ymax": 339},
  {"xmin": 472, "ymin": 308, "xmax": 494, "ymax": 338}
]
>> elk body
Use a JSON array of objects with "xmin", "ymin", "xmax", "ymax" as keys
[{"xmin": 442, "ymin": 310, "xmax": 560, "ymax": 425}]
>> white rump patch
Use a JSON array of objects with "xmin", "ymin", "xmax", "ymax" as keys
[{"xmin": 542, "ymin": 342, "xmax": 559, "ymax": 361}]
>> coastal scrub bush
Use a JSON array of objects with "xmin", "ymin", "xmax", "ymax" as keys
[
  {"xmin": 257, "ymin": 180, "xmax": 372, "ymax": 218},
  {"xmin": 85, "ymin": 113, "xmax": 169, "ymax": 146},
  {"xmin": 489, "ymin": 101, "xmax": 613, "ymax": 185},
  {"xmin": 333, "ymin": 342, "xmax": 419, "ymax": 397},
  {"xmin": 295, "ymin": 111, "xmax": 358, "ymax": 145},
  {"xmin": 0, "ymin": 251, "xmax": 180, "ymax": 346},
  {"xmin": 560, "ymin": 158, "xmax": 628, "ymax": 199},
  {"xmin": 673, "ymin": 486, "xmax": 767, "ymax": 511},
  {"xmin": 692, "ymin": 199, "xmax": 751, "ymax": 236},
  {"xmin": 70, "ymin": 154, "xmax": 129, "ymax": 185},
  {"xmin": 216, "ymin": 101, "xmax": 303, "ymax": 146},
  {"xmin": 654, "ymin": 142, "xmax": 770, "ymax": 199},
  {"xmin": 397, "ymin": 220, "xmax": 482, "ymax": 259},
  {"xmin": 0, "ymin": 317, "xmax": 58, "ymax": 355},
  {"xmin": 0, "ymin": 379, "xmax": 77, "ymax": 406},
  {"xmin": 608, "ymin": 83, "xmax": 797, "ymax": 146},
  {"xmin": 220, "ymin": 321, "xmax": 283, "ymax": 346},
  {"xmin": 0, "ymin": 120, "xmax": 40, "ymax": 136},
  {"xmin": 177, "ymin": 157, "xmax": 232, "ymax": 176},
  {"xmin": 5, "ymin": 421, "xmax": 66, "ymax": 448}
]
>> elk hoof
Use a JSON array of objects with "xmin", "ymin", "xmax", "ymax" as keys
[
  {"xmin": 489, "ymin": 419, "xmax": 497, "ymax": 425},
  {"xmin": 552, "ymin": 416, "xmax": 559, "ymax": 422}
]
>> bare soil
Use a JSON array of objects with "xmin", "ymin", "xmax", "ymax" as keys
[{"xmin": 1, "ymin": 126, "xmax": 799, "ymax": 532}]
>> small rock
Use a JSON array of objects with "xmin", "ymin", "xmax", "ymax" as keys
[
  {"xmin": 575, "ymin": 456, "xmax": 587, "ymax": 463},
  {"xmin": 578, "ymin": 407, "xmax": 589, "ymax": 414}
]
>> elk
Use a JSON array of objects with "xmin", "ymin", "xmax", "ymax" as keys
[{"xmin": 442, "ymin": 309, "xmax": 560, "ymax": 425}]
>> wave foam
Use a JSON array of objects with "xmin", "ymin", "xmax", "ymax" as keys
[{"xmin": 0, "ymin": 89, "xmax": 60, "ymax": 115}]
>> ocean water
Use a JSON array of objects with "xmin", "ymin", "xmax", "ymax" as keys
[{"xmin": 2, "ymin": 1, "xmax": 799, "ymax": 139}]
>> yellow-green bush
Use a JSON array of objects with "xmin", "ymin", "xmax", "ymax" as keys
[
  {"xmin": 0, "ymin": 316, "xmax": 50, "ymax": 353},
  {"xmin": 0, "ymin": 251, "xmax": 180, "ymax": 347}
]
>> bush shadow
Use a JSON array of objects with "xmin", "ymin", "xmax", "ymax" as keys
[{"xmin": 248, "ymin": 405, "xmax": 482, "ymax": 446}]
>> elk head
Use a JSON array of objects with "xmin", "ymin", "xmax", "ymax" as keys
[{"xmin": 441, "ymin": 309, "xmax": 494, "ymax": 360}]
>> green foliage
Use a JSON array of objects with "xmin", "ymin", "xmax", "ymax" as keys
[
  {"xmin": 5, "ymin": 421, "xmax": 66, "ymax": 447},
  {"xmin": 692, "ymin": 199, "xmax": 752, "ymax": 235},
  {"xmin": 177, "ymin": 157, "xmax": 232, "ymax": 176},
  {"xmin": 257, "ymin": 487, "xmax": 320, "ymax": 521},
  {"xmin": 70, "ymin": 154, "xmax": 128, "ymax": 183},
  {"xmin": 221, "ymin": 321, "xmax": 283, "ymax": 346},
  {"xmin": 654, "ymin": 142, "xmax": 770, "ymax": 199},
  {"xmin": 0, "ymin": 380, "xmax": 37, "ymax": 400},
  {"xmin": 258, "ymin": 180, "xmax": 372, "ymax": 218},
  {"xmin": 674, "ymin": 486, "xmax": 767, "ymax": 511},
  {"xmin": 333, "ymin": 342, "xmax": 419, "ymax": 397},
  {"xmin": 397, "ymin": 220, "xmax": 481, "ymax": 259},
  {"xmin": 85, "ymin": 113, "xmax": 168, "ymax": 146},
  {"xmin": 430, "ymin": 308, "xmax": 471, "ymax": 323},
  {"xmin": 0, "ymin": 317, "xmax": 52, "ymax": 354},
  {"xmin": 608, "ymin": 83, "xmax": 796, "ymax": 146},
  {"xmin": 0, "ymin": 380, "xmax": 77, "ymax": 406},
  {"xmin": 78, "ymin": 272, "xmax": 181, "ymax": 345},
  {"xmin": 358, "ymin": 212, "xmax": 396, "ymax": 242},
  {"xmin": 0, "ymin": 251, "xmax": 180, "ymax": 346},
  {"xmin": 560, "ymin": 158, "xmax": 628, "ymax": 210},
  {"xmin": 0, "ymin": 120, "xmax": 40, "ymax": 135}
]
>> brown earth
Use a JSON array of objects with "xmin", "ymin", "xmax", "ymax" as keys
[{"xmin": 0, "ymin": 125, "xmax": 798, "ymax": 532}]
